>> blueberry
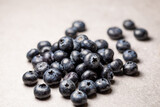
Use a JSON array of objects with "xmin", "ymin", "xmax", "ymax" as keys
[
  {"xmin": 50, "ymin": 61, "xmax": 64, "ymax": 76},
  {"xmin": 101, "ymin": 66, "xmax": 114, "ymax": 80},
  {"xmin": 61, "ymin": 58, "xmax": 75, "ymax": 73},
  {"xmin": 59, "ymin": 80, "xmax": 76, "ymax": 97},
  {"xmin": 97, "ymin": 48, "xmax": 114, "ymax": 64},
  {"xmin": 51, "ymin": 42, "xmax": 59, "ymax": 53},
  {"xmin": 43, "ymin": 52, "xmax": 54, "ymax": 64},
  {"xmin": 73, "ymin": 39, "xmax": 81, "ymax": 51},
  {"xmin": 65, "ymin": 27, "xmax": 77, "ymax": 38},
  {"xmin": 123, "ymin": 19, "xmax": 136, "ymax": 30},
  {"xmin": 81, "ymin": 70, "xmax": 97, "ymax": 81},
  {"xmin": 54, "ymin": 50, "xmax": 68, "ymax": 62},
  {"xmin": 84, "ymin": 53, "xmax": 100, "ymax": 69},
  {"xmin": 34, "ymin": 83, "xmax": 51, "ymax": 99},
  {"xmin": 70, "ymin": 51, "xmax": 82, "ymax": 65},
  {"xmin": 43, "ymin": 68, "xmax": 62, "ymax": 85},
  {"xmin": 108, "ymin": 58, "xmax": 123, "ymax": 74},
  {"xmin": 22, "ymin": 71, "xmax": 38, "ymax": 86},
  {"xmin": 63, "ymin": 72, "xmax": 79, "ymax": 84},
  {"xmin": 123, "ymin": 61, "xmax": 138, "ymax": 75},
  {"xmin": 70, "ymin": 90, "xmax": 87, "ymax": 106},
  {"xmin": 26, "ymin": 49, "xmax": 39, "ymax": 62},
  {"xmin": 95, "ymin": 39, "xmax": 108, "ymax": 50},
  {"xmin": 75, "ymin": 63, "xmax": 87, "ymax": 76},
  {"xmin": 75, "ymin": 34, "xmax": 88, "ymax": 44},
  {"xmin": 80, "ymin": 49, "xmax": 91, "ymax": 60},
  {"xmin": 123, "ymin": 49, "xmax": 138, "ymax": 62},
  {"xmin": 72, "ymin": 20, "xmax": 86, "ymax": 32},
  {"xmin": 58, "ymin": 36, "xmax": 73, "ymax": 52},
  {"xmin": 78, "ymin": 80, "xmax": 96, "ymax": 96},
  {"xmin": 95, "ymin": 78, "xmax": 110, "ymax": 93},
  {"xmin": 37, "ymin": 41, "xmax": 51, "ymax": 50},
  {"xmin": 34, "ymin": 62, "xmax": 49, "ymax": 78},
  {"xmin": 116, "ymin": 39, "xmax": 131, "ymax": 53},
  {"xmin": 81, "ymin": 39, "xmax": 97, "ymax": 52},
  {"xmin": 134, "ymin": 28, "xmax": 148, "ymax": 40},
  {"xmin": 31, "ymin": 55, "xmax": 44, "ymax": 66},
  {"xmin": 39, "ymin": 46, "xmax": 51, "ymax": 55},
  {"xmin": 107, "ymin": 27, "xmax": 123, "ymax": 40}
]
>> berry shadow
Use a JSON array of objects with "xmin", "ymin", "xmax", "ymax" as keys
[
  {"xmin": 110, "ymin": 80, "xmax": 115, "ymax": 85},
  {"xmin": 88, "ymin": 93, "xmax": 97, "ymax": 99},
  {"xmin": 62, "ymin": 96, "xmax": 70, "ymax": 100},
  {"xmin": 23, "ymin": 83, "xmax": 37, "ymax": 87},
  {"xmin": 131, "ymin": 71, "xmax": 141, "ymax": 77},
  {"xmin": 137, "ymin": 36, "xmax": 153, "ymax": 42},
  {"xmin": 114, "ymin": 71, "xmax": 124, "ymax": 77},
  {"xmin": 99, "ymin": 88, "xmax": 112, "ymax": 95},
  {"xmin": 74, "ymin": 103, "xmax": 88, "ymax": 107},
  {"xmin": 35, "ymin": 95, "xmax": 51, "ymax": 101},
  {"xmin": 49, "ymin": 84, "xmax": 60, "ymax": 88}
]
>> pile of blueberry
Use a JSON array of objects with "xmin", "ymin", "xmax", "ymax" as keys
[{"xmin": 23, "ymin": 20, "xmax": 148, "ymax": 106}]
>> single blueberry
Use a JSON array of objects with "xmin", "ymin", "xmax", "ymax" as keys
[
  {"xmin": 63, "ymin": 72, "xmax": 79, "ymax": 84},
  {"xmin": 26, "ymin": 49, "xmax": 39, "ymax": 62},
  {"xmin": 50, "ymin": 61, "xmax": 65, "ymax": 76},
  {"xmin": 70, "ymin": 90, "xmax": 87, "ymax": 106},
  {"xmin": 123, "ymin": 61, "xmax": 138, "ymax": 75},
  {"xmin": 81, "ymin": 70, "xmax": 97, "ymax": 81},
  {"xmin": 101, "ymin": 66, "xmax": 114, "ymax": 80},
  {"xmin": 39, "ymin": 46, "xmax": 51, "ymax": 55},
  {"xmin": 78, "ymin": 80, "xmax": 97, "ymax": 96},
  {"xmin": 134, "ymin": 28, "xmax": 148, "ymax": 40},
  {"xmin": 75, "ymin": 63, "xmax": 87, "ymax": 76},
  {"xmin": 31, "ymin": 55, "xmax": 44, "ymax": 67},
  {"xmin": 95, "ymin": 78, "xmax": 110, "ymax": 93},
  {"xmin": 59, "ymin": 80, "xmax": 76, "ymax": 97},
  {"xmin": 37, "ymin": 41, "xmax": 51, "ymax": 50},
  {"xmin": 61, "ymin": 58, "xmax": 75, "ymax": 73},
  {"xmin": 34, "ymin": 83, "xmax": 51, "ymax": 99},
  {"xmin": 80, "ymin": 49, "xmax": 91, "ymax": 60},
  {"xmin": 22, "ymin": 71, "xmax": 38, "ymax": 86},
  {"xmin": 43, "ymin": 51, "xmax": 54, "ymax": 64},
  {"xmin": 123, "ymin": 19, "xmax": 136, "ymax": 30},
  {"xmin": 123, "ymin": 49, "xmax": 138, "ymax": 62},
  {"xmin": 70, "ymin": 50, "xmax": 82, "ymax": 65},
  {"xmin": 43, "ymin": 68, "xmax": 62, "ymax": 85},
  {"xmin": 72, "ymin": 20, "xmax": 86, "ymax": 32},
  {"xmin": 34, "ymin": 62, "xmax": 49, "ymax": 78},
  {"xmin": 54, "ymin": 50, "xmax": 68, "ymax": 62},
  {"xmin": 116, "ymin": 39, "xmax": 131, "ymax": 53},
  {"xmin": 95, "ymin": 39, "xmax": 108, "ymax": 50},
  {"xmin": 107, "ymin": 27, "xmax": 123, "ymax": 40},
  {"xmin": 81, "ymin": 39, "xmax": 97, "ymax": 52},
  {"xmin": 75, "ymin": 34, "xmax": 88, "ymax": 44},
  {"xmin": 51, "ymin": 42, "xmax": 59, "ymax": 53},
  {"xmin": 65, "ymin": 27, "xmax": 77, "ymax": 38},
  {"xmin": 73, "ymin": 39, "xmax": 81, "ymax": 51}
]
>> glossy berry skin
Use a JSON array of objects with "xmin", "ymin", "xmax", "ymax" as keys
[
  {"xmin": 37, "ymin": 41, "xmax": 51, "ymax": 50},
  {"xmin": 54, "ymin": 50, "xmax": 68, "ymax": 62},
  {"xmin": 81, "ymin": 39, "xmax": 97, "ymax": 52},
  {"xmin": 107, "ymin": 27, "xmax": 123, "ymax": 40},
  {"xmin": 31, "ymin": 55, "xmax": 44, "ymax": 67},
  {"xmin": 123, "ymin": 61, "xmax": 138, "ymax": 75},
  {"xmin": 43, "ymin": 68, "xmax": 62, "ymax": 85},
  {"xmin": 65, "ymin": 27, "xmax": 77, "ymax": 38},
  {"xmin": 61, "ymin": 58, "xmax": 75, "ymax": 73},
  {"xmin": 134, "ymin": 28, "xmax": 148, "ymax": 40},
  {"xmin": 95, "ymin": 78, "xmax": 110, "ymax": 93},
  {"xmin": 70, "ymin": 90, "xmax": 87, "ymax": 106},
  {"xmin": 116, "ymin": 39, "xmax": 131, "ymax": 53},
  {"xmin": 95, "ymin": 39, "xmax": 108, "ymax": 50},
  {"xmin": 84, "ymin": 53, "xmax": 100, "ymax": 69},
  {"xmin": 97, "ymin": 48, "xmax": 114, "ymax": 64},
  {"xmin": 73, "ymin": 40, "xmax": 81, "ymax": 51},
  {"xmin": 80, "ymin": 49, "xmax": 91, "ymax": 60},
  {"xmin": 75, "ymin": 63, "xmax": 87, "ymax": 76},
  {"xmin": 34, "ymin": 84, "xmax": 51, "ymax": 99},
  {"xmin": 78, "ymin": 80, "xmax": 97, "ymax": 96},
  {"xmin": 75, "ymin": 34, "xmax": 88, "ymax": 44},
  {"xmin": 108, "ymin": 59, "xmax": 123, "ymax": 74},
  {"xmin": 72, "ymin": 20, "xmax": 86, "ymax": 32},
  {"xmin": 43, "ymin": 52, "xmax": 54, "ymax": 64},
  {"xmin": 63, "ymin": 72, "xmax": 79, "ymax": 84},
  {"xmin": 58, "ymin": 36, "xmax": 73, "ymax": 52},
  {"xmin": 22, "ymin": 71, "xmax": 38, "ymax": 86},
  {"xmin": 123, "ymin": 49, "xmax": 138, "ymax": 62},
  {"xmin": 101, "ymin": 66, "xmax": 114, "ymax": 80},
  {"xmin": 70, "ymin": 51, "xmax": 82, "ymax": 65},
  {"xmin": 40, "ymin": 46, "xmax": 51, "ymax": 55},
  {"xmin": 50, "ymin": 61, "xmax": 64, "ymax": 76},
  {"xmin": 81, "ymin": 70, "xmax": 97, "ymax": 81},
  {"xmin": 51, "ymin": 42, "xmax": 59, "ymax": 53},
  {"xmin": 34, "ymin": 62, "xmax": 49, "ymax": 78},
  {"xmin": 59, "ymin": 80, "xmax": 76, "ymax": 97},
  {"xmin": 26, "ymin": 49, "xmax": 39, "ymax": 61},
  {"xmin": 123, "ymin": 19, "xmax": 136, "ymax": 30}
]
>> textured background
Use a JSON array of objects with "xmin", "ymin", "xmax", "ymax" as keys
[{"xmin": 0, "ymin": 0, "xmax": 160, "ymax": 107}]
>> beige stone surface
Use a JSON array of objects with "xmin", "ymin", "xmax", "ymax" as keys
[{"xmin": 0, "ymin": 0, "xmax": 160, "ymax": 107}]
